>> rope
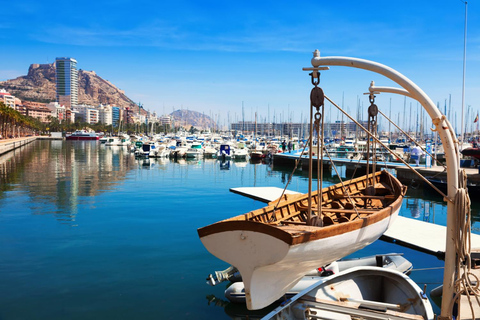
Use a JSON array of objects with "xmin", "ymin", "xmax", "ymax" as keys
[
  {"xmin": 322, "ymin": 146, "xmax": 359, "ymax": 217},
  {"xmin": 377, "ymin": 108, "xmax": 447, "ymax": 170},
  {"xmin": 269, "ymin": 137, "xmax": 311, "ymax": 223},
  {"xmin": 324, "ymin": 95, "xmax": 454, "ymax": 203},
  {"xmin": 447, "ymin": 170, "xmax": 479, "ymax": 317}
]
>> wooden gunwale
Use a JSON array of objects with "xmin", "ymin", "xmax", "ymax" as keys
[{"xmin": 197, "ymin": 171, "xmax": 405, "ymax": 246}]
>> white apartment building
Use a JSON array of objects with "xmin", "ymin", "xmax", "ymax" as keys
[
  {"xmin": 0, "ymin": 89, "xmax": 16, "ymax": 109},
  {"xmin": 74, "ymin": 104, "xmax": 99, "ymax": 124},
  {"xmin": 46, "ymin": 102, "xmax": 66, "ymax": 122},
  {"xmin": 159, "ymin": 115, "xmax": 172, "ymax": 126},
  {"xmin": 98, "ymin": 105, "xmax": 113, "ymax": 125}
]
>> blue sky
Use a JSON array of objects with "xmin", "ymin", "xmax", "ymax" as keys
[{"xmin": 1, "ymin": 0, "xmax": 478, "ymax": 132}]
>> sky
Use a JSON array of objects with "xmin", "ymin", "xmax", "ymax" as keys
[{"xmin": 1, "ymin": 0, "xmax": 479, "ymax": 132}]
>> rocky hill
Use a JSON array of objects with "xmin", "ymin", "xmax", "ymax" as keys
[
  {"xmin": 0, "ymin": 63, "xmax": 138, "ymax": 109},
  {"xmin": 170, "ymin": 109, "xmax": 216, "ymax": 130}
]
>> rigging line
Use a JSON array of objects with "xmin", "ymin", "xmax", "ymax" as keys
[
  {"xmin": 269, "ymin": 136, "xmax": 312, "ymax": 223},
  {"xmin": 317, "ymin": 104, "xmax": 325, "ymax": 224},
  {"xmin": 324, "ymin": 95, "xmax": 453, "ymax": 203},
  {"xmin": 377, "ymin": 108, "xmax": 446, "ymax": 170},
  {"xmin": 308, "ymin": 100, "xmax": 314, "ymax": 225},
  {"xmin": 322, "ymin": 146, "xmax": 359, "ymax": 216}
]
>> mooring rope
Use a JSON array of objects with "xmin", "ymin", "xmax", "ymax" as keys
[{"xmin": 447, "ymin": 169, "xmax": 479, "ymax": 317}]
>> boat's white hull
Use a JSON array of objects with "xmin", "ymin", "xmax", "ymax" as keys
[
  {"xmin": 185, "ymin": 151, "xmax": 203, "ymax": 158},
  {"xmin": 233, "ymin": 154, "xmax": 248, "ymax": 160},
  {"xmin": 200, "ymin": 207, "xmax": 399, "ymax": 310}
]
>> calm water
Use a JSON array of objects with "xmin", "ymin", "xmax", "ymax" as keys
[{"xmin": 1, "ymin": 140, "xmax": 479, "ymax": 319}]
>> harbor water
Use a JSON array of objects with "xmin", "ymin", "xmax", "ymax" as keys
[{"xmin": 1, "ymin": 140, "xmax": 479, "ymax": 319}]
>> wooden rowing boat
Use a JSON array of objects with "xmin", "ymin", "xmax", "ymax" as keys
[{"xmin": 198, "ymin": 170, "xmax": 407, "ymax": 310}]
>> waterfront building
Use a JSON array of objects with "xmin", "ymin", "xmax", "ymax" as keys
[
  {"xmin": 124, "ymin": 107, "xmax": 133, "ymax": 125},
  {"xmin": 55, "ymin": 57, "xmax": 78, "ymax": 109},
  {"xmin": 160, "ymin": 115, "xmax": 172, "ymax": 126},
  {"xmin": 26, "ymin": 105, "xmax": 53, "ymax": 123},
  {"xmin": 23, "ymin": 101, "xmax": 47, "ymax": 109},
  {"xmin": 231, "ymin": 121, "xmax": 272, "ymax": 135},
  {"xmin": 68, "ymin": 109, "xmax": 78, "ymax": 123},
  {"xmin": 73, "ymin": 104, "xmax": 99, "ymax": 124},
  {"xmin": 112, "ymin": 107, "xmax": 120, "ymax": 127},
  {"xmin": 0, "ymin": 89, "xmax": 16, "ymax": 109},
  {"xmin": 46, "ymin": 102, "xmax": 66, "ymax": 122},
  {"xmin": 135, "ymin": 113, "xmax": 146, "ymax": 125},
  {"xmin": 147, "ymin": 113, "xmax": 158, "ymax": 125},
  {"xmin": 98, "ymin": 105, "xmax": 113, "ymax": 125},
  {"xmin": 230, "ymin": 120, "xmax": 370, "ymax": 139}
]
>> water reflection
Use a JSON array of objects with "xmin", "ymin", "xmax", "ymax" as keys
[
  {"xmin": 0, "ymin": 140, "xmax": 136, "ymax": 224},
  {"xmin": 219, "ymin": 160, "xmax": 230, "ymax": 170}
]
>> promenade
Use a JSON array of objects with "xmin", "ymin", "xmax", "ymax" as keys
[{"xmin": 0, "ymin": 136, "xmax": 38, "ymax": 156}]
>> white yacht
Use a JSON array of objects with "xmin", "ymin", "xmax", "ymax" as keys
[{"xmin": 185, "ymin": 143, "xmax": 203, "ymax": 159}]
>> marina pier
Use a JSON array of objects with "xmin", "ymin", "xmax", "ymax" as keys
[{"xmin": 273, "ymin": 152, "xmax": 480, "ymax": 188}]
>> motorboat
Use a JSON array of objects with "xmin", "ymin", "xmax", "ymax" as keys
[{"xmin": 66, "ymin": 130, "xmax": 99, "ymax": 141}]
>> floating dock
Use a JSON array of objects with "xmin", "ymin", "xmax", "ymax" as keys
[
  {"xmin": 229, "ymin": 186, "xmax": 480, "ymax": 257},
  {"xmin": 396, "ymin": 166, "xmax": 480, "ymax": 184}
]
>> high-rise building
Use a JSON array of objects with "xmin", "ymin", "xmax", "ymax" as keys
[
  {"xmin": 55, "ymin": 57, "xmax": 78, "ymax": 109},
  {"xmin": 112, "ymin": 106, "xmax": 120, "ymax": 127}
]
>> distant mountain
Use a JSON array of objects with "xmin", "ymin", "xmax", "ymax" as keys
[
  {"xmin": 170, "ymin": 109, "xmax": 216, "ymax": 129},
  {"xmin": 0, "ymin": 63, "xmax": 138, "ymax": 110}
]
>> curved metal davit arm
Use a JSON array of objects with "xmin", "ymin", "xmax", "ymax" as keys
[
  {"xmin": 309, "ymin": 50, "xmax": 459, "ymax": 319},
  {"xmin": 368, "ymin": 82, "xmax": 413, "ymax": 99}
]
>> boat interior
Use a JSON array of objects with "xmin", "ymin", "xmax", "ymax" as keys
[{"xmin": 238, "ymin": 170, "xmax": 405, "ymax": 227}]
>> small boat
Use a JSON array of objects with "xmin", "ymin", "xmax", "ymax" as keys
[
  {"xmin": 66, "ymin": 130, "xmax": 99, "ymax": 141},
  {"xmin": 105, "ymin": 135, "xmax": 130, "ymax": 146},
  {"xmin": 461, "ymin": 147, "xmax": 480, "ymax": 160},
  {"xmin": 218, "ymin": 144, "xmax": 232, "ymax": 160},
  {"xmin": 132, "ymin": 141, "xmax": 144, "ymax": 156},
  {"xmin": 140, "ymin": 141, "xmax": 161, "ymax": 158},
  {"xmin": 213, "ymin": 253, "xmax": 413, "ymax": 304},
  {"xmin": 262, "ymin": 266, "xmax": 434, "ymax": 320},
  {"xmin": 424, "ymin": 177, "xmax": 480, "ymax": 198},
  {"xmin": 203, "ymin": 145, "xmax": 218, "ymax": 158},
  {"xmin": 233, "ymin": 143, "xmax": 249, "ymax": 160},
  {"xmin": 170, "ymin": 140, "xmax": 189, "ymax": 159},
  {"xmin": 250, "ymin": 150, "xmax": 265, "ymax": 160},
  {"xmin": 198, "ymin": 170, "xmax": 406, "ymax": 310},
  {"xmin": 185, "ymin": 142, "xmax": 204, "ymax": 159}
]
